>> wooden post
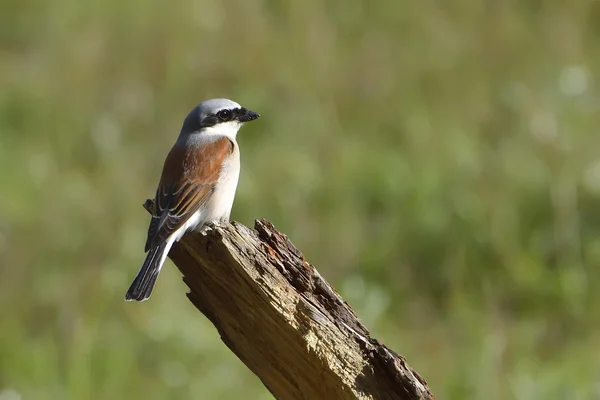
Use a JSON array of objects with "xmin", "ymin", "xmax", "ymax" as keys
[{"xmin": 144, "ymin": 200, "xmax": 435, "ymax": 400}]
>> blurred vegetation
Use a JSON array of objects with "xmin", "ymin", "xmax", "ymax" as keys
[{"xmin": 1, "ymin": 0, "xmax": 600, "ymax": 398}]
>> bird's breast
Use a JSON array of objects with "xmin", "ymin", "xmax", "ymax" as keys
[{"xmin": 200, "ymin": 145, "xmax": 241, "ymax": 224}]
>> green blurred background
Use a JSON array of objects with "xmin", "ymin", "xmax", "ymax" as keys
[{"xmin": 2, "ymin": 0, "xmax": 600, "ymax": 398}]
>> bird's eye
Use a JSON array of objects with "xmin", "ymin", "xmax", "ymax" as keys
[{"xmin": 216, "ymin": 109, "xmax": 232, "ymax": 121}]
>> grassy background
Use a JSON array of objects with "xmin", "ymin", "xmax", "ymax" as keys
[{"xmin": 2, "ymin": 0, "xmax": 600, "ymax": 398}]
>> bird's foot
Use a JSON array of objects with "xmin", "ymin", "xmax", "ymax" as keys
[{"xmin": 199, "ymin": 219, "xmax": 229, "ymax": 234}]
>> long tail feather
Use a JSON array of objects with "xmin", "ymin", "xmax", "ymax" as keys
[{"xmin": 125, "ymin": 241, "xmax": 170, "ymax": 301}]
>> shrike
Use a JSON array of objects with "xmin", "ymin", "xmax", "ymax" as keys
[{"xmin": 125, "ymin": 98, "xmax": 260, "ymax": 301}]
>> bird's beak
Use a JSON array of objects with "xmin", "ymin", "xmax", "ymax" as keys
[{"xmin": 239, "ymin": 109, "xmax": 260, "ymax": 122}]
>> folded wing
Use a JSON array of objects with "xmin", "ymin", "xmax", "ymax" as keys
[{"xmin": 144, "ymin": 137, "xmax": 234, "ymax": 251}]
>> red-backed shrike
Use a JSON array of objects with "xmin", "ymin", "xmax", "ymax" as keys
[{"xmin": 125, "ymin": 98, "xmax": 260, "ymax": 301}]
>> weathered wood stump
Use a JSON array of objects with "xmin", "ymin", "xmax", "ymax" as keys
[{"xmin": 144, "ymin": 199, "xmax": 434, "ymax": 400}]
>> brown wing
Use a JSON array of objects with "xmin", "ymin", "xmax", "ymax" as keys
[{"xmin": 144, "ymin": 137, "xmax": 234, "ymax": 251}]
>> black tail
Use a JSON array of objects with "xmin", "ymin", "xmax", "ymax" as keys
[{"xmin": 125, "ymin": 242, "xmax": 169, "ymax": 301}]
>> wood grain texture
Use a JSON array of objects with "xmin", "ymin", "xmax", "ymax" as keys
[{"xmin": 143, "ymin": 199, "xmax": 435, "ymax": 400}]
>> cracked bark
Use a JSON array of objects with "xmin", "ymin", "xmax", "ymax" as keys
[{"xmin": 143, "ymin": 200, "xmax": 435, "ymax": 400}]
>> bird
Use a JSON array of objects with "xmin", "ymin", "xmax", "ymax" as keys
[{"xmin": 125, "ymin": 98, "xmax": 260, "ymax": 302}]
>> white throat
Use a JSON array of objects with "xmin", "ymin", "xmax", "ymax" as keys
[
  {"xmin": 176, "ymin": 121, "xmax": 242, "ymax": 147},
  {"xmin": 201, "ymin": 121, "xmax": 242, "ymax": 140}
]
